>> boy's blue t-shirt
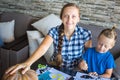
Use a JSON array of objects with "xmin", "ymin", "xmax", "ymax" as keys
[{"xmin": 83, "ymin": 47, "xmax": 115, "ymax": 75}]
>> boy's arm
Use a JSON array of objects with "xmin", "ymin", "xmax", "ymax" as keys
[
  {"xmin": 78, "ymin": 60, "xmax": 88, "ymax": 71},
  {"xmin": 100, "ymin": 69, "xmax": 113, "ymax": 78}
]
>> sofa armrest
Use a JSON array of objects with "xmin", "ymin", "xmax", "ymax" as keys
[
  {"xmin": 2, "ymin": 35, "xmax": 28, "ymax": 49},
  {"xmin": 0, "ymin": 40, "xmax": 29, "ymax": 77},
  {"xmin": 11, "ymin": 38, "xmax": 28, "ymax": 51}
]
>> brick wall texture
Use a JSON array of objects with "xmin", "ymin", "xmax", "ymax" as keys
[{"xmin": 0, "ymin": 0, "xmax": 120, "ymax": 28}]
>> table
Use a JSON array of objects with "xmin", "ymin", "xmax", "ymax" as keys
[
  {"xmin": 36, "ymin": 64, "xmax": 111, "ymax": 80},
  {"xmin": 59, "ymin": 67, "xmax": 111, "ymax": 80},
  {"xmin": 36, "ymin": 67, "xmax": 72, "ymax": 80}
]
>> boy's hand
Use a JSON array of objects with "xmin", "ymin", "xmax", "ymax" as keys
[
  {"xmin": 78, "ymin": 60, "xmax": 88, "ymax": 71},
  {"xmin": 89, "ymin": 72, "xmax": 98, "ymax": 76}
]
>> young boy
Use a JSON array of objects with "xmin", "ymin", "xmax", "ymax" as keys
[{"xmin": 78, "ymin": 26, "xmax": 117, "ymax": 78}]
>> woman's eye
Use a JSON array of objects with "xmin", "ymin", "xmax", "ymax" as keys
[{"xmin": 63, "ymin": 15, "xmax": 68, "ymax": 18}]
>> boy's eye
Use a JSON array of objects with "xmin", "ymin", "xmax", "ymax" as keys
[
  {"xmin": 72, "ymin": 15, "xmax": 76, "ymax": 18},
  {"xmin": 98, "ymin": 42, "xmax": 109, "ymax": 49}
]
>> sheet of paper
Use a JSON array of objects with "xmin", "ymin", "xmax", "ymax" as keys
[
  {"xmin": 74, "ymin": 72, "xmax": 110, "ymax": 80},
  {"xmin": 49, "ymin": 68, "xmax": 72, "ymax": 80}
]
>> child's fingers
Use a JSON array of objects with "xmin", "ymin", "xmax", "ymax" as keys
[{"xmin": 89, "ymin": 72, "xmax": 98, "ymax": 76}]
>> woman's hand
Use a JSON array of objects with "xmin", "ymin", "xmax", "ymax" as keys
[
  {"xmin": 5, "ymin": 63, "xmax": 30, "ymax": 75},
  {"xmin": 78, "ymin": 60, "xmax": 88, "ymax": 71}
]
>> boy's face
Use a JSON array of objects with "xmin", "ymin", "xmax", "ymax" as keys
[{"xmin": 96, "ymin": 34, "xmax": 115, "ymax": 53}]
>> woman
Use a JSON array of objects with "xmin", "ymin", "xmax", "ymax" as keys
[{"xmin": 6, "ymin": 3, "xmax": 92, "ymax": 75}]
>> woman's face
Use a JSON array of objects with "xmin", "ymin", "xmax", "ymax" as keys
[
  {"xmin": 96, "ymin": 34, "xmax": 115, "ymax": 53},
  {"xmin": 61, "ymin": 6, "xmax": 80, "ymax": 31}
]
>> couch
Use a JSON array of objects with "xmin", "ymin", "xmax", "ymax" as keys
[
  {"xmin": 0, "ymin": 12, "xmax": 120, "ymax": 79},
  {"xmin": 27, "ymin": 14, "xmax": 120, "ymax": 79},
  {"xmin": 0, "ymin": 12, "xmax": 36, "ymax": 78}
]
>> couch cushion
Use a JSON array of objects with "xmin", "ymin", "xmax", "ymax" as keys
[
  {"xmin": 31, "ymin": 14, "xmax": 62, "ymax": 36},
  {"xmin": 110, "ymin": 29, "xmax": 120, "ymax": 59},
  {"xmin": 0, "ymin": 20, "xmax": 15, "ymax": 43},
  {"xmin": 113, "ymin": 56, "xmax": 120, "ymax": 78},
  {"xmin": 27, "ymin": 30, "xmax": 43, "ymax": 56},
  {"xmin": 0, "ymin": 12, "xmax": 33, "ymax": 39}
]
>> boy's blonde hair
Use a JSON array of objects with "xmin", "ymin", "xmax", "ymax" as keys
[{"xmin": 98, "ymin": 25, "xmax": 117, "ymax": 41}]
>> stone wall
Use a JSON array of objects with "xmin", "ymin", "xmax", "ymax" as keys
[{"xmin": 0, "ymin": 0, "xmax": 120, "ymax": 28}]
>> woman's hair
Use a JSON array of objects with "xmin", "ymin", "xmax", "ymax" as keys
[
  {"xmin": 58, "ymin": 24, "xmax": 64, "ymax": 54},
  {"xmin": 60, "ymin": 3, "xmax": 80, "ymax": 19},
  {"xmin": 98, "ymin": 25, "xmax": 117, "ymax": 41}
]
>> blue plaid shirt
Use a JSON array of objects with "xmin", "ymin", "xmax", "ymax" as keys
[{"xmin": 48, "ymin": 24, "xmax": 92, "ymax": 69}]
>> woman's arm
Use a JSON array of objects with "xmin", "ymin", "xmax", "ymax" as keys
[
  {"xmin": 25, "ymin": 35, "xmax": 53, "ymax": 67},
  {"xmin": 85, "ymin": 40, "xmax": 92, "ymax": 48},
  {"xmin": 6, "ymin": 35, "xmax": 53, "ymax": 74}
]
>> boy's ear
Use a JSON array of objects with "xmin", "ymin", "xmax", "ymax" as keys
[{"xmin": 110, "ymin": 40, "xmax": 116, "ymax": 49}]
